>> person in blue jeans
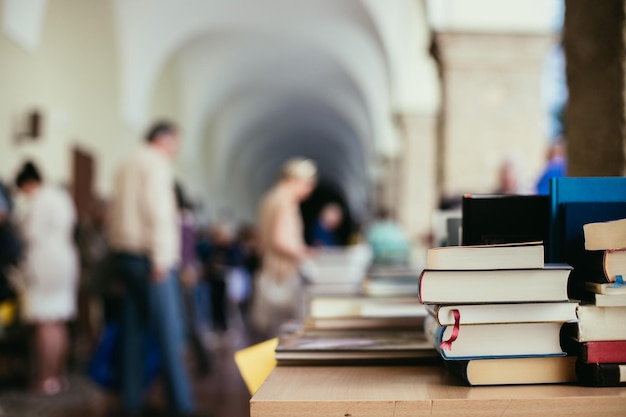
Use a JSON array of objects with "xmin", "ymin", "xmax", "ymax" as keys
[
  {"xmin": 113, "ymin": 253, "xmax": 191, "ymax": 415},
  {"xmin": 107, "ymin": 121, "xmax": 195, "ymax": 416}
]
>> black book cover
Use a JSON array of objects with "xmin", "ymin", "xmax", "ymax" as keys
[
  {"xmin": 462, "ymin": 195, "xmax": 550, "ymax": 256},
  {"xmin": 576, "ymin": 361, "xmax": 626, "ymax": 387}
]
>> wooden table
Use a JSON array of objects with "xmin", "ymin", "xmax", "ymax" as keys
[{"xmin": 251, "ymin": 366, "xmax": 626, "ymax": 416}]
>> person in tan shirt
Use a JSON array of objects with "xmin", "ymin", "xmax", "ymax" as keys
[
  {"xmin": 252, "ymin": 158, "xmax": 317, "ymax": 336},
  {"xmin": 107, "ymin": 121, "xmax": 195, "ymax": 416}
]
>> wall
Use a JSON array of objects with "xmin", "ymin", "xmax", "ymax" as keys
[{"xmin": 0, "ymin": 0, "xmax": 182, "ymax": 196}]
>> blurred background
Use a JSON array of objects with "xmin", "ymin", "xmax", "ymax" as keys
[{"xmin": 0, "ymin": 0, "xmax": 624, "ymax": 416}]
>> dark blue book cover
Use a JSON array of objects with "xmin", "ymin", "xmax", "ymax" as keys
[
  {"xmin": 562, "ymin": 202, "xmax": 626, "ymax": 300},
  {"xmin": 548, "ymin": 177, "xmax": 626, "ymax": 263}
]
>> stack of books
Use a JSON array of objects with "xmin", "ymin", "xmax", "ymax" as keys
[
  {"xmin": 274, "ymin": 266, "xmax": 435, "ymax": 366},
  {"xmin": 362, "ymin": 267, "xmax": 421, "ymax": 297},
  {"xmin": 563, "ymin": 218, "xmax": 626, "ymax": 387},
  {"xmin": 419, "ymin": 242, "xmax": 578, "ymax": 386}
]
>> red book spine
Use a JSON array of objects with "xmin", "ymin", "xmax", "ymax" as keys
[{"xmin": 585, "ymin": 341, "xmax": 626, "ymax": 364}]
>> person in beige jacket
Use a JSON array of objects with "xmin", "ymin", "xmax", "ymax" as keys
[
  {"xmin": 252, "ymin": 158, "xmax": 317, "ymax": 336},
  {"xmin": 107, "ymin": 121, "xmax": 195, "ymax": 416}
]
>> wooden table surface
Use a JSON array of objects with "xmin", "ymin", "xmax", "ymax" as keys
[{"xmin": 251, "ymin": 366, "xmax": 626, "ymax": 417}]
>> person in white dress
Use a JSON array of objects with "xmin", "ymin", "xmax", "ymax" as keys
[{"xmin": 15, "ymin": 161, "xmax": 78, "ymax": 395}]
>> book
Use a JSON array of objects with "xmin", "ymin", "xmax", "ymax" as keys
[
  {"xmin": 418, "ymin": 266, "xmax": 571, "ymax": 304},
  {"xmin": 363, "ymin": 276, "xmax": 418, "ymax": 297},
  {"xmin": 585, "ymin": 282, "xmax": 626, "ymax": 295},
  {"xmin": 564, "ymin": 340, "xmax": 626, "ymax": 364},
  {"xmin": 584, "ymin": 218, "xmax": 626, "ymax": 250},
  {"xmin": 461, "ymin": 195, "xmax": 550, "ymax": 253},
  {"xmin": 557, "ymin": 202, "xmax": 626, "ymax": 299},
  {"xmin": 428, "ymin": 302, "xmax": 578, "ymax": 326},
  {"xmin": 426, "ymin": 242, "xmax": 544, "ymax": 271},
  {"xmin": 594, "ymin": 293, "xmax": 626, "ymax": 307},
  {"xmin": 576, "ymin": 361, "xmax": 626, "ymax": 387},
  {"xmin": 275, "ymin": 328, "xmax": 438, "ymax": 365},
  {"xmin": 424, "ymin": 315, "xmax": 565, "ymax": 360},
  {"xmin": 303, "ymin": 316, "xmax": 425, "ymax": 331},
  {"xmin": 548, "ymin": 177, "xmax": 626, "ymax": 263},
  {"xmin": 308, "ymin": 296, "xmax": 425, "ymax": 319},
  {"xmin": 447, "ymin": 356, "xmax": 577, "ymax": 386},
  {"xmin": 574, "ymin": 305, "xmax": 626, "ymax": 342}
]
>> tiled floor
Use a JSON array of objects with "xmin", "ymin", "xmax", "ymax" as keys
[{"xmin": 0, "ymin": 329, "xmax": 253, "ymax": 417}]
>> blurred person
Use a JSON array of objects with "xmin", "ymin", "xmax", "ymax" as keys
[
  {"xmin": 251, "ymin": 158, "xmax": 317, "ymax": 337},
  {"xmin": 536, "ymin": 140, "xmax": 567, "ymax": 195},
  {"xmin": 175, "ymin": 183, "xmax": 211, "ymax": 376},
  {"xmin": 495, "ymin": 156, "xmax": 522, "ymax": 195},
  {"xmin": 199, "ymin": 223, "xmax": 238, "ymax": 336},
  {"xmin": 107, "ymin": 121, "xmax": 195, "ymax": 416},
  {"xmin": 235, "ymin": 225, "xmax": 260, "ymax": 322},
  {"xmin": 14, "ymin": 162, "xmax": 78, "ymax": 395},
  {"xmin": 74, "ymin": 197, "xmax": 109, "ymax": 345},
  {"xmin": 0, "ymin": 183, "xmax": 20, "ymax": 304},
  {"xmin": 366, "ymin": 208, "xmax": 410, "ymax": 266},
  {"xmin": 312, "ymin": 203, "xmax": 343, "ymax": 247}
]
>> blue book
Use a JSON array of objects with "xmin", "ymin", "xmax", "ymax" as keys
[
  {"xmin": 424, "ymin": 315, "xmax": 565, "ymax": 360},
  {"xmin": 548, "ymin": 177, "xmax": 626, "ymax": 263}
]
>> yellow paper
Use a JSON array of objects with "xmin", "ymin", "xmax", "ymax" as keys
[
  {"xmin": 0, "ymin": 301, "xmax": 16, "ymax": 326},
  {"xmin": 234, "ymin": 338, "xmax": 278, "ymax": 395}
]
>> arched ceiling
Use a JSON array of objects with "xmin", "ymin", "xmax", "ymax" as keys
[
  {"xmin": 115, "ymin": 0, "xmax": 438, "ymax": 221},
  {"xmin": 3, "ymin": 0, "xmax": 442, "ymax": 222}
]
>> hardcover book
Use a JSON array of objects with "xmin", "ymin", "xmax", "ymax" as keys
[
  {"xmin": 424, "ymin": 315, "xmax": 565, "ymax": 360},
  {"xmin": 563, "ymin": 340, "xmax": 626, "ymax": 364},
  {"xmin": 573, "ymin": 305, "xmax": 626, "ymax": 342},
  {"xmin": 576, "ymin": 361, "xmax": 626, "ymax": 387},
  {"xmin": 428, "ymin": 302, "xmax": 577, "ymax": 326},
  {"xmin": 426, "ymin": 242, "xmax": 544, "ymax": 271},
  {"xmin": 462, "ymin": 194, "xmax": 550, "ymax": 252},
  {"xmin": 548, "ymin": 177, "xmax": 626, "ymax": 263},
  {"xmin": 447, "ymin": 356, "xmax": 577, "ymax": 386},
  {"xmin": 418, "ymin": 266, "xmax": 571, "ymax": 304},
  {"xmin": 275, "ymin": 328, "xmax": 438, "ymax": 365},
  {"xmin": 584, "ymin": 218, "xmax": 626, "ymax": 250}
]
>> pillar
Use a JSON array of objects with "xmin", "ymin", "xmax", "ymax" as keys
[{"xmin": 563, "ymin": 0, "xmax": 626, "ymax": 176}]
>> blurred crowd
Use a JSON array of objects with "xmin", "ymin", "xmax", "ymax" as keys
[
  {"xmin": 0, "ymin": 119, "xmax": 565, "ymax": 416},
  {"xmin": 0, "ymin": 120, "xmax": 416, "ymax": 417}
]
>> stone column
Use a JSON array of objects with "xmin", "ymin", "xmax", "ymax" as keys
[
  {"xmin": 563, "ymin": 0, "xmax": 626, "ymax": 176},
  {"xmin": 395, "ymin": 113, "xmax": 438, "ymax": 256},
  {"xmin": 436, "ymin": 32, "xmax": 554, "ymax": 195}
]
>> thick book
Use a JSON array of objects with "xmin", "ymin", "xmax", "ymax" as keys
[
  {"xmin": 594, "ymin": 292, "xmax": 626, "ymax": 307},
  {"xmin": 565, "ymin": 340, "xmax": 626, "ymax": 364},
  {"xmin": 308, "ymin": 296, "xmax": 425, "ymax": 319},
  {"xmin": 585, "ymin": 282, "xmax": 626, "ymax": 295},
  {"xmin": 548, "ymin": 177, "xmax": 626, "ymax": 263},
  {"xmin": 574, "ymin": 305, "xmax": 626, "ymax": 342},
  {"xmin": 461, "ymin": 195, "xmax": 550, "ymax": 252},
  {"xmin": 584, "ymin": 218, "xmax": 626, "ymax": 250},
  {"xmin": 424, "ymin": 315, "xmax": 565, "ymax": 360},
  {"xmin": 447, "ymin": 356, "xmax": 577, "ymax": 386},
  {"xmin": 426, "ymin": 242, "xmax": 544, "ymax": 271},
  {"xmin": 303, "ymin": 316, "xmax": 425, "ymax": 331},
  {"xmin": 275, "ymin": 328, "xmax": 438, "ymax": 365},
  {"xmin": 428, "ymin": 302, "xmax": 578, "ymax": 326},
  {"xmin": 576, "ymin": 361, "xmax": 626, "ymax": 387},
  {"xmin": 418, "ymin": 266, "xmax": 571, "ymax": 304},
  {"xmin": 363, "ymin": 276, "xmax": 418, "ymax": 297}
]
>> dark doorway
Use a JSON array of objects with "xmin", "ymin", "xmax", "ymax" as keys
[
  {"xmin": 300, "ymin": 181, "xmax": 354, "ymax": 246},
  {"xmin": 71, "ymin": 147, "xmax": 95, "ymax": 217}
]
